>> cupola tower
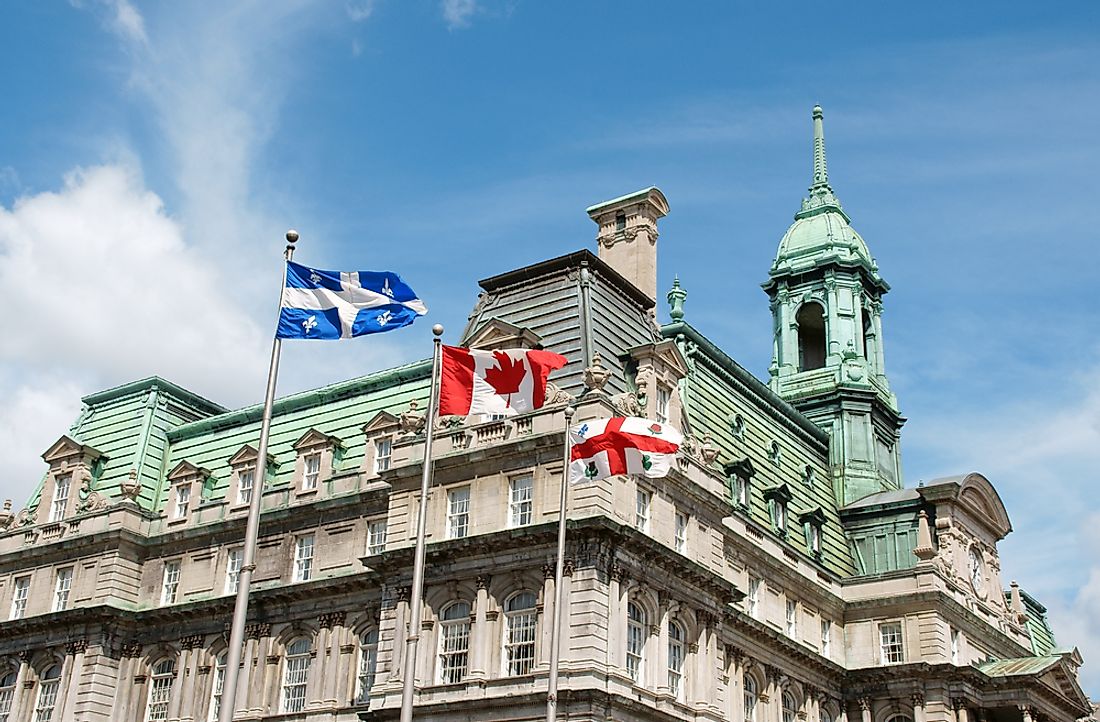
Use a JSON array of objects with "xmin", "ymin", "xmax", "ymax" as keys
[{"xmin": 762, "ymin": 106, "xmax": 905, "ymax": 505}]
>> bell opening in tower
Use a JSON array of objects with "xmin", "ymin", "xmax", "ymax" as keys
[{"xmin": 797, "ymin": 302, "xmax": 827, "ymax": 371}]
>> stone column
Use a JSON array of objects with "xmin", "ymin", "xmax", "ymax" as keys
[
  {"xmin": 859, "ymin": 697, "xmax": 873, "ymax": 722},
  {"xmin": 871, "ymin": 303, "xmax": 887, "ymax": 383},
  {"xmin": 172, "ymin": 635, "xmax": 203, "ymax": 721},
  {"xmin": 825, "ymin": 278, "xmax": 841, "ymax": 361},
  {"xmin": 912, "ymin": 694, "xmax": 926, "ymax": 722},
  {"xmin": 58, "ymin": 639, "xmax": 87, "ymax": 722},
  {"xmin": 724, "ymin": 647, "xmax": 743, "ymax": 722},
  {"xmin": 609, "ymin": 565, "xmax": 625, "ymax": 671},
  {"xmin": 1019, "ymin": 706, "xmax": 1034, "ymax": 722},
  {"xmin": 12, "ymin": 652, "xmax": 30, "ymax": 722},
  {"xmin": 656, "ymin": 594, "xmax": 670, "ymax": 697},
  {"xmin": 390, "ymin": 586, "xmax": 410, "ymax": 684},
  {"xmin": 953, "ymin": 698, "xmax": 969, "ymax": 722},
  {"xmin": 261, "ymin": 637, "xmax": 280, "ymax": 714},
  {"xmin": 777, "ymin": 290, "xmax": 794, "ymax": 375},
  {"xmin": 540, "ymin": 565, "xmax": 554, "ymax": 670},
  {"xmin": 470, "ymin": 575, "xmax": 490, "ymax": 679}
]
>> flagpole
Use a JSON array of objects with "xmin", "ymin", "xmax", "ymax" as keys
[
  {"xmin": 546, "ymin": 405, "xmax": 576, "ymax": 722},
  {"xmin": 217, "ymin": 229, "xmax": 298, "ymax": 722},
  {"xmin": 400, "ymin": 324, "xmax": 445, "ymax": 722}
]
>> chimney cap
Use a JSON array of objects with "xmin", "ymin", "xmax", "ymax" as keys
[{"xmin": 586, "ymin": 186, "xmax": 669, "ymax": 220}]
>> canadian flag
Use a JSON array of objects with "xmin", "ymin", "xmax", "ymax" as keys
[{"xmin": 439, "ymin": 345, "xmax": 569, "ymax": 417}]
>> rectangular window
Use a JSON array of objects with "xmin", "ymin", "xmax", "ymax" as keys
[
  {"xmin": 674, "ymin": 510, "xmax": 688, "ymax": 553},
  {"xmin": 49, "ymin": 475, "xmax": 70, "ymax": 523},
  {"xmin": 294, "ymin": 535, "xmax": 314, "ymax": 582},
  {"xmin": 879, "ymin": 621, "xmax": 904, "ymax": 664},
  {"xmin": 53, "ymin": 568, "xmax": 73, "ymax": 612},
  {"xmin": 173, "ymin": 484, "xmax": 191, "ymax": 519},
  {"xmin": 785, "ymin": 599, "xmax": 798, "ymax": 637},
  {"xmin": 634, "ymin": 488, "xmax": 651, "ymax": 533},
  {"xmin": 225, "ymin": 548, "xmax": 243, "ymax": 595},
  {"xmin": 736, "ymin": 475, "xmax": 750, "ymax": 508},
  {"xmin": 374, "ymin": 437, "xmax": 392, "ymax": 473},
  {"xmin": 447, "ymin": 486, "xmax": 470, "ymax": 539},
  {"xmin": 820, "ymin": 619, "xmax": 832, "ymax": 658},
  {"xmin": 9, "ymin": 576, "xmax": 30, "ymax": 620},
  {"xmin": 302, "ymin": 453, "xmax": 321, "ymax": 490},
  {"xmin": 0, "ymin": 681, "xmax": 13, "ymax": 719},
  {"xmin": 655, "ymin": 386, "xmax": 670, "ymax": 424},
  {"xmin": 367, "ymin": 520, "xmax": 388, "ymax": 555},
  {"xmin": 807, "ymin": 523, "xmax": 821, "ymax": 554},
  {"xmin": 509, "ymin": 475, "xmax": 533, "ymax": 528},
  {"xmin": 35, "ymin": 676, "xmax": 59, "ymax": 721},
  {"xmin": 237, "ymin": 469, "xmax": 255, "ymax": 505},
  {"xmin": 950, "ymin": 627, "xmax": 960, "ymax": 664},
  {"xmin": 747, "ymin": 576, "xmax": 761, "ymax": 620},
  {"xmin": 161, "ymin": 561, "xmax": 181, "ymax": 605}
]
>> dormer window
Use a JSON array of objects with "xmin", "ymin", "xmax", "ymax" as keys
[
  {"xmin": 303, "ymin": 453, "xmax": 321, "ymax": 491},
  {"xmin": 165, "ymin": 461, "xmax": 211, "ymax": 523},
  {"xmin": 361, "ymin": 411, "xmax": 400, "ymax": 478},
  {"xmin": 763, "ymin": 484, "xmax": 793, "ymax": 538},
  {"xmin": 49, "ymin": 475, "xmax": 71, "ymax": 523},
  {"xmin": 172, "ymin": 485, "xmax": 191, "ymax": 519},
  {"xmin": 655, "ymin": 386, "xmax": 670, "ymax": 425},
  {"xmin": 724, "ymin": 459, "xmax": 755, "ymax": 511},
  {"xmin": 374, "ymin": 437, "xmax": 392, "ymax": 473},
  {"xmin": 291, "ymin": 429, "xmax": 343, "ymax": 495},
  {"xmin": 799, "ymin": 508, "xmax": 826, "ymax": 559},
  {"xmin": 238, "ymin": 469, "xmax": 255, "ymax": 505}
]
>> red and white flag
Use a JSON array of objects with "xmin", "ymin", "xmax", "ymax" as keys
[
  {"xmin": 569, "ymin": 417, "xmax": 683, "ymax": 483},
  {"xmin": 439, "ymin": 345, "xmax": 568, "ymax": 417}
]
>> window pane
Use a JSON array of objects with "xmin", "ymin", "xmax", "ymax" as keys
[
  {"xmin": 447, "ymin": 487, "xmax": 470, "ymax": 539},
  {"xmin": 509, "ymin": 476, "xmax": 533, "ymax": 528},
  {"xmin": 282, "ymin": 639, "xmax": 311, "ymax": 713}
]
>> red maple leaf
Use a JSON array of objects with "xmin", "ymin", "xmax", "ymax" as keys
[{"xmin": 483, "ymin": 352, "xmax": 527, "ymax": 405}]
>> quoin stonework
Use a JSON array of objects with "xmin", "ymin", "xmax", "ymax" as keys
[{"xmin": 0, "ymin": 107, "xmax": 1091, "ymax": 722}]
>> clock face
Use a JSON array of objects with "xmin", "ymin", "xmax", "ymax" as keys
[{"xmin": 968, "ymin": 546, "xmax": 985, "ymax": 592}]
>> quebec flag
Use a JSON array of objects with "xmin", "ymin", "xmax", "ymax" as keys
[{"xmin": 276, "ymin": 261, "xmax": 428, "ymax": 340}]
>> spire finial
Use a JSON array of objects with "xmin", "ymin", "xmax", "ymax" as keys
[
  {"xmin": 667, "ymin": 275, "xmax": 687, "ymax": 322},
  {"xmin": 811, "ymin": 104, "xmax": 829, "ymax": 189}
]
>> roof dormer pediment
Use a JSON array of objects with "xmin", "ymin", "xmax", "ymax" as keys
[
  {"xmin": 41, "ymin": 435, "xmax": 104, "ymax": 465},
  {"xmin": 292, "ymin": 428, "xmax": 344, "ymax": 452},
  {"xmin": 167, "ymin": 460, "xmax": 212, "ymax": 481},
  {"xmin": 624, "ymin": 338, "xmax": 690, "ymax": 380},
  {"xmin": 465, "ymin": 318, "xmax": 542, "ymax": 351},
  {"xmin": 228, "ymin": 444, "xmax": 274, "ymax": 468},
  {"xmin": 723, "ymin": 458, "xmax": 756, "ymax": 479},
  {"xmin": 361, "ymin": 411, "xmax": 400, "ymax": 434}
]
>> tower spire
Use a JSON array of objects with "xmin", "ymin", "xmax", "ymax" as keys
[{"xmin": 812, "ymin": 104, "xmax": 829, "ymax": 189}]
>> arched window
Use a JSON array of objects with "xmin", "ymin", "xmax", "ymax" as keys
[
  {"xmin": 503, "ymin": 592, "xmax": 538, "ymax": 676},
  {"xmin": 782, "ymin": 691, "xmax": 798, "ymax": 722},
  {"xmin": 438, "ymin": 602, "xmax": 470, "ymax": 684},
  {"xmin": 357, "ymin": 630, "xmax": 378, "ymax": 703},
  {"xmin": 796, "ymin": 303, "xmax": 826, "ymax": 371},
  {"xmin": 667, "ymin": 621, "xmax": 685, "ymax": 699},
  {"xmin": 862, "ymin": 309, "xmax": 873, "ymax": 360},
  {"xmin": 0, "ymin": 670, "xmax": 16, "ymax": 720},
  {"xmin": 626, "ymin": 601, "xmax": 646, "ymax": 683},
  {"xmin": 146, "ymin": 658, "xmax": 175, "ymax": 722},
  {"xmin": 885, "ymin": 716, "xmax": 913, "ymax": 722},
  {"xmin": 743, "ymin": 673, "xmax": 758, "ymax": 722},
  {"xmin": 35, "ymin": 665, "xmax": 62, "ymax": 722},
  {"xmin": 281, "ymin": 638, "xmax": 311, "ymax": 713},
  {"xmin": 209, "ymin": 653, "xmax": 226, "ymax": 722},
  {"xmin": 821, "ymin": 708, "xmax": 835, "ymax": 722}
]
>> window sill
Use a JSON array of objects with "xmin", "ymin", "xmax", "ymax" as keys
[
  {"xmin": 166, "ymin": 517, "xmax": 188, "ymax": 527},
  {"xmin": 296, "ymin": 487, "xmax": 319, "ymax": 499}
]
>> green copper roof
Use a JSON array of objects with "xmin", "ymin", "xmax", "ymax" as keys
[{"xmin": 770, "ymin": 106, "xmax": 883, "ymax": 284}]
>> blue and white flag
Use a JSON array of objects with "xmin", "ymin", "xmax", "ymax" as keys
[{"xmin": 277, "ymin": 261, "xmax": 428, "ymax": 339}]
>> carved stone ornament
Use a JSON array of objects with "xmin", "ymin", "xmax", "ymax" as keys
[
  {"xmin": 700, "ymin": 433, "xmax": 720, "ymax": 465},
  {"xmin": 65, "ymin": 639, "xmax": 88, "ymax": 655},
  {"xmin": 0, "ymin": 500, "xmax": 14, "ymax": 530},
  {"xmin": 245, "ymin": 623, "xmax": 271, "ymax": 640},
  {"xmin": 179, "ymin": 634, "xmax": 204, "ymax": 651},
  {"xmin": 611, "ymin": 392, "xmax": 641, "ymax": 417},
  {"xmin": 119, "ymin": 468, "xmax": 142, "ymax": 502},
  {"xmin": 544, "ymin": 381, "xmax": 575, "ymax": 405},
  {"xmin": 583, "ymin": 352, "xmax": 611, "ymax": 394},
  {"xmin": 319, "ymin": 611, "xmax": 347, "ymax": 629},
  {"xmin": 398, "ymin": 400, "xmax": 426, "ymax": 437},
  {"xmin": 16, "ymin": 505, "xmax": 38, "ymax": 528},
  {"xmin": 75, "ymin": 468, "xmax": 107, "ymax": 514},
  {"xmin": 438, "ymin": 415, "xmax": 466, "ymax": 430}
]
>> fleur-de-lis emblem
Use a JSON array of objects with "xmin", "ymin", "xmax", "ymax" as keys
[
  {"xmin": 577, "ymin": 423, "xmax": 589, "ymax": 438},
  {"xmin": 302, "ymin": 315, "xmax": 318, "ymax": 333},
  {"xmin": 381, "ymin": 277, "xmax": 394, "ymax": 298},
  {"xmin": 309, "ymin": 271, "xmax": 322, "ymax": 285},
  {"xmin": 377, "ymin": 310, "xmax": 393, "ymax": 327}
]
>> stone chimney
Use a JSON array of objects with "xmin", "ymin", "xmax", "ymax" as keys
[{"xmin": 586, "ymin": 187, "xmax": 669, "ymax": 300}]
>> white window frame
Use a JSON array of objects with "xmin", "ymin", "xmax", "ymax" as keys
[
  {"xmin": 302, "ymin": 452, "xmax": 321, "ymax": 491},
  {"xmin": 668, "ymin": 619, "xmax": 685, "ymax": 699},
  {"xmin": 820, "ymin": 618, "xmax": 832, "ymax": 658},
  {"xmin": 502, "ymin": 592, "xmax": 538, "ymax": 676},
  {"xmin": 209, "ymin": 653, "xmax": 226, "ymax": 722},
  {"xmin": 447, "ymin": 486, "xmax": 470, "ymax": 539},
  {"xmin": 9, "ymin": 576, "xmax": 29, "ymax": 620},
  {"xmin": 747, "ymin": 576, "xmax": 761, "ymax": 620},
  {"xmin": 358, "ymin": 629, "xmax": 379, "ymax": 703},
  {"xmin": 508, "ymin": 475, "xmax": 534, "ymax": 528},
  {"xmin": 161, "ymin": 561, "xmax": 181, "ymax": 605},
  {"xmin": 674, "ymin": 510, "xmax": 688, "ymax": 553},
  {"xmin": 743, "ymin": 673, "xmax": 758, "ymax": 722},
  {"xmin": 437, "ymin": 601, "xmax": 471, "ymax": 684},
  {"xmin": 367, "ymin": 520, "xmax": 388, "ymax": 555},
  {"xmin": 785, "ymin": 598, "xmax": 798, "ymax": 638},
  {"xmin": 294, "ymin": 535, "xmax": 315, "ymax": 582},
  {"xmin": 172, "ymin": 484, "xmax": 191, "ymax": 520},
  {"xmin": 950, "ymin": 627, "xmax": 960, "ymax": 664},
  {"xmin": 626, "ymin": 601, "xmax": 646, "ymax": 683},
  {"xmin": 281, "ymin": 638, "xmax": 311, "ymax": 713},
  {"xmin": 879, "ymin": 621, "xmax": 904, "ymax": 664},
  {"xmin": 736, "ymin": 475, "xmax": 750, "ymax": 508},
  {"xmin": 373, "ymin": 437, "xmax": 392, "ymax": 473},
  {"xmin": 0, "ymin": 670, "xmax": 15, "ymax": 720},
  {"xmin": 782, "ymin": 691, "xmax": 798, "ymax": 722},
  {"xmin": 49, "ymin": 475, "xmax": 70, "ymax": 523},
  {"xmin": 237, "ymin": 468, "xmax": 255, "ymax": 506},
  {"xmin": 634, "ymin": 488, "xmax": 651, "ymax": 533},
  {"xmin": 225, "ymin": 548, "xmax": 243, "ymax": 595},
  {"xmin": 34, "ymin": 665, "xmax": 61, "ymax": 722},
  {"xmin": 655, "ymin": 385, "xmax": 670, "ymax": 424},
  {"xmin": 146, "ymin": 658, "xmax": 175, "ymax": 722},
  {"xmin": 807, "ymin": 522, "xmax": 821, "ymax": 555},
  {"xmin": 53, "ymin": 568, "xmax": 73, "ymax": 612}
]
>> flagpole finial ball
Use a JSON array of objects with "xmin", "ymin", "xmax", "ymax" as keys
[
  {"xmin": 564, "ymin": 406, "xmax": 575, "ymax": 419},
  {"xmin": 432, "ymin": 324, "xmax": 444, "ymax": 337},
  {"xmin": 285, "ymin": 229, "xmax": 299, "ymax": 244}
]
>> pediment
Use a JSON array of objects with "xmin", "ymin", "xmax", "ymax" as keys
[
  {"xmin": 625, "ymin": 339, "xmax": 690, "ymax": 379},
  {"xmin": 167, "ymin": 460, "xmax": 212, "ymax": 482},
  {"xmin": 763, "ymin": 483, "xmax": 793, "ymax": 503},
  {"xmin": 921, "ymin": 471, "xmax": 1012, "ymax": 540},
  {"xmin": 361, "ymin": 411, "xmax": 400, "ymax": 434},
  {"xmin": 41, "ymin": 435, "xmax": 103, "ymax": 464},
  {"xmin": 798, "ymin": 506, "xmax": 827, "ymax": 525},
  {"xmin": 292, "ymin": 428, "xmax": 343, "ymax": 451},
  {"xmin": 465, "ymin": 318, "xmax": 542, "ymax": 351},
  {"xmin": 723, "ymin": 457, "xmax": 756, "ymax": 479},
  {"xmin": 228, "ymin": 444, "xmax": 275, "ymax": 467}
]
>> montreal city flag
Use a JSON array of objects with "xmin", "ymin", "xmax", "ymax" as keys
[{"xmin": 569, "ymin": 417, "xmax": 683, "ymax": 483}]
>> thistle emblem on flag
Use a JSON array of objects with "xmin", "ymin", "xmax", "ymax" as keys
[
  {"xmin": 302, "ymin": 315, "xmax": 318, "ymax": 334},
  {"xmin": 585, "ymin": 462, "xmax": 599, "ymax": 479}
]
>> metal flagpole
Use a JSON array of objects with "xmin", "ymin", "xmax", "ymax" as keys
[
  {"xmin": 546, "ymin": 405, "xmax": 576, "ymax": 722},
  {"xmin": 399, "ymin": 323, "xmax": 445, "ymax": 722},
  {"xmin": 217, "ymin": 229, "xmax": 298, "ymax": 722}
]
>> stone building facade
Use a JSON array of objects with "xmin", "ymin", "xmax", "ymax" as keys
[{"xmin": 0, "ymin": 108, "xmax": 1091, "ymax": 722}]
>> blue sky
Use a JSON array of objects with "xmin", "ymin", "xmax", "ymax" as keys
[{"xmin": 1, "ymin": 0, "xmax": 1098, "ymax": 694}]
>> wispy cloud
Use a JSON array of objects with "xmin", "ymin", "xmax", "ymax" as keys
[
  {"xmin": 110, "ymin": 0, "xmax": 147, "ymax": 45},
  {"xmin": 346, "ymin": 0, "xmax": 377, "ymax": 23},
  {"xmin": 441, "ymin": 0, "xmax": 477, "ymax": 29}
]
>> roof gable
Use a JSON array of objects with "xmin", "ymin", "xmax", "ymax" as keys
[
  {"xmin": 41, "ymin": 435, "xmax": 103, "ymax": 464},
  {"xmin": 292, "ymin": 428, "xmax": 344, "ymax": 452}
]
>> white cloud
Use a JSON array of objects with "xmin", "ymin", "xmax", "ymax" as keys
[
  {"xmin": 347, "ymin": 0, "xmax": 377, "ymax": 22},
  {"xmin": 110, "ymin": 0, "xmax": 147, "ymax": 45},
  {"xmin": 441, "ymin": 0, "xmax": 477, "ymax": 29}
]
